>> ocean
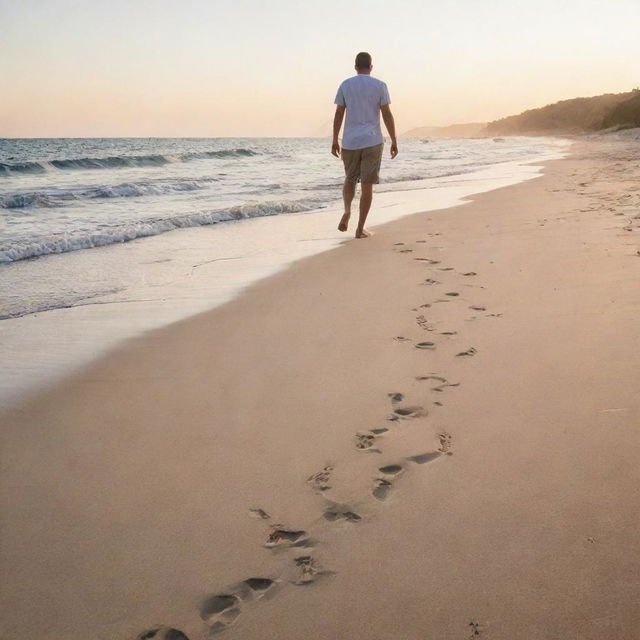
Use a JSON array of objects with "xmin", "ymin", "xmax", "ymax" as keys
[{"xmin": 0, "ymin": 136, "xmax": 569, "ymax": 402}]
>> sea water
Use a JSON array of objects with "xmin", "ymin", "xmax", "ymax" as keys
[{"xmin": 0, "ymin": 136, "xmax": 569, "ymax": 403}]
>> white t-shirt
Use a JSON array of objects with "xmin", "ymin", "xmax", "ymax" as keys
[{"xmin": 334, "ymin": 74, "xmax": 391, "ymax": 150}]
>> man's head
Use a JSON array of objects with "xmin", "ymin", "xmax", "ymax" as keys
[{"xmin": 354, "ymin": 51, "xmax": 372, "ymax": 74}]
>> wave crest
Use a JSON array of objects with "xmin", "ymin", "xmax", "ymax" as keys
[
  {"xmin": 0, "ymin": 198, "xmax": 327, "ymax": 263},
  {"xmin": 0, "ymin": 177, "xmax": 220, "ymax": 209},
  {"xmin": 0, "ymin": 148, "xmax": 258, "ymax": 176}
]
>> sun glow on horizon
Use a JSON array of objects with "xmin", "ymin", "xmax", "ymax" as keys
[{"xmin": 1, "ymin": 0, "xmax": 638, "ymax": 137}]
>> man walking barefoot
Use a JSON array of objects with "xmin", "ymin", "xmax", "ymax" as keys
[{"xmin": 332, "ymin": 52, "xmax": 398, "ymax": 238}]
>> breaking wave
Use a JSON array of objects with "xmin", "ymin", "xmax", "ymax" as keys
[
  {"xmin": 0, "ymin": 148, "xmax": 258, "ymax": 176},
  {"xmin": 0, "ymin": 177, "xmax": 220, "ymax": 209},
  {"xmin": 0, "ymin": 197, "xmax": 328, "ymax": 263}
]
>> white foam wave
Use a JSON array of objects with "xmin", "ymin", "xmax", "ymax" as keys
[
  {"xmin": 0, "ymin": 198, "xmax": 328, "ymax": 263},
  {"xmin": 0, "ymin": 177, "xmax": 220, "ymax": 209},
  {"xmin": 0, "ymin": 148, "xmax": 258, "ymax": 176}
]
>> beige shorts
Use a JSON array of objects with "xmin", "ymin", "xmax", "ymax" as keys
[{"xmin": 341, "ymin": 142, "xmax": 384, "ymax": 184}]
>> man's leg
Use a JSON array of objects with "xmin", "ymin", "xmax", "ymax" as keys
[
  {"xmin": 339, "ymin": 178, "xmax": 356, "ymax": 231},
  {"xmin": 355, "ymin": 182, "xmax": 373, "ymax": 238},
  {"xmin": 354, "ymin": 143, "xmax": 383, "ymax": 238}
]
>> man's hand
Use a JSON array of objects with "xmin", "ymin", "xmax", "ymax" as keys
[
  {"xmin": 381, "ymin": 104, "xmax": 398, "ymax": 158},
  {"xmin": 331, "ymin": 141, "xmax": 341, "ymax": 158}
]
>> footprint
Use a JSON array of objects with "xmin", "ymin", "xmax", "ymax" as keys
[
  {"xmin": 355, "ymin": 432, "xmax": 381, "ymax": 452},
  {"xmin": 355, "ymin": 432, "xmax": 375, "ymax": 449},
  {"xmin": 388, "ymin": 392, "xmax": 404, "ymax": 403},
  {"xmin": 462, "ymin": 272, "xmax": 477, "ymax": 276},
  {"xmin": 417, "ymin": 375, "xmax": 460, "ymax": 393},
  {"xmin": 415, "ymin": 341, "xmax": 436, "ymax": 350},
  {"xmin": 433, "ymin": 381, "xmax": 460, "ymax": 393},
  {"xmin": 200, "ymin": 595, "xmax": 239, "ymax": 619},
  {"xmin": 416, "ymin": 315, "xmax": 432, "ymax": 330},
  {"xmin": 469, "ymin": 305, "xmax": 486, "ymax": 311},
  {"xmin": 199, "ymin": 594, "xmax": 241, "ymax": 633},
  {"xmin": 405, "ymin": 451, "xmax": 441, "ymax": 464},
  {"xmin": 265, "ymin": 526, "xmax": 310, "ymax": 548},
  {"xmin": 394, "ymin": 336, "xmax": 412, "ymax": 343},
  {"xmin": 423, "ymin": 278, "xmax": 441, "ymax": 285},
  {"xmin": 438, "ymin": 267, "xmax": 454, "ymax": 271},
  {"xmin": 416, "ymin": 240, "xmax": 427, "ymax": 243},
  {"xmin": 415, "ymin": 257, "xmax": 441, "ymax": 264},
  {"xmin": 456, "ymin": 348, "xmax": 477, "ymax": 357},
  {"xmin": 137, "ymin": 628, "xmax": 190, "ymax": 640},
  {"xmin": 289, "ymin": 555, "xmax": 332, "ymax": 586},
  {"xmin": 199, "ymin": 577, "xmax": 277, "ymax": 635},
  {"xmin": 307, "ymin": 466, "xmax": 333, "ymax": 492},
  {"xmin": 371, "ymin": 427, "xmax": 389, "ymax": 435},
  {"xmin": 248, "ymin": 508, "xmax": 270, "ymax": 520},
  {"xmin": 445, "ymin": 292, "xmax": 459, "ymax": 297},
  {"xmin": 379, "ymin": 464, "xmax": 403, "ymax": 476},
  {"xmin": 469, "ymin": 621, "xmax": 484, "ymax": 637},
  {"xmin": 438, "ymin": 431, "xmax": 453, "ymax": 455},
  {"xmin": 373, "ymin": 465, "xmax": 404, "ymax": 500},
  {"xmin": 324, "ymin": 510, "xmax": 361, "ymax": 522},
  {"xmin": 372, "ymin": 477, "xmax": 393, "ymax": 500},
  {"xmin": 393, "ymin": 242, "xmax": 404, "ymax": 246},
  {"xmin": 323, "ymin": 501, "xmax": 362, "ymax": 522},
  {"xmin": 242, "ymin": 578, "xmax": 276, "ymax": 598},
  {"xmin": 393, "ymin": 405, "xmax": 426, "ymax": 418},
  {"xmin": 440, "ymin": 331, "xmax": 457, "ymax": 336},
  {"xmin": 415, "ymin": 374, "xmax": 447, "ymax": 384},
  {"xmin": 398, "ymin": 249, "xmax": 413, "ymax": 253}
]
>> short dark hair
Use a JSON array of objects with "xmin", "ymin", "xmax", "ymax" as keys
[{"xmin": 355, "ymin": 52, "xmax": 372, "ymax": 69}]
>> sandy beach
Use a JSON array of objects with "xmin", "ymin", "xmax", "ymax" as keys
[{"xmin": 1, "ymin": 134, "xmax": 639, "ymax": 640}]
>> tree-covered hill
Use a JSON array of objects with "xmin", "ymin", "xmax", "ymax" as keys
[{"xmin": 484, "ymin": 90, "xmax": 640, "ymax": 135}]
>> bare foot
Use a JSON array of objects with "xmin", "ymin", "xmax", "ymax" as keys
[
  {"xmin": 338, "ymin": 213, "xmax": 350, "ymax": 232},
  {"xmin": 355, "ymin": 229, "xmax": 371, "ymax": 239}
]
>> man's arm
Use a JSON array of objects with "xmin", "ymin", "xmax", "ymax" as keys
[
  {"xmin": 332, "ymin": 105, "xmax": 345, "ymax": 157},
  {"xmin": 381, "ymin": 104, "xmax": 398, "ymax": 158}
]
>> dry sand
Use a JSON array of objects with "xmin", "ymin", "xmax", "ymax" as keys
[{"xmin": 1, "ymin": 135, "xmax": 639, "ymax": 640}]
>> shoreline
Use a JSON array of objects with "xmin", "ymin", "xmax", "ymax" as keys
[
  {"xmin": 0, "ymin": 143, "xmax": 567, "ymax": 407},
  {"xmin": 1, "ymin": 135, "xmax": 639, "ymax": 640}
]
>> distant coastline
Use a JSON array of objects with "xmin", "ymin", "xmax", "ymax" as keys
[{"xmin": 403, "ymin": 88, "xmax": 640, "ymax": 138}]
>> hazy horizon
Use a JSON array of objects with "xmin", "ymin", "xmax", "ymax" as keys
[{"xmin": 2, "ymin": 0, "xmax": 638, "ymax": 138}]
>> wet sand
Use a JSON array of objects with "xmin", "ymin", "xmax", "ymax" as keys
[{"xmin": 1, "ymin": 133, "xmax": 639, "ymax": 640}]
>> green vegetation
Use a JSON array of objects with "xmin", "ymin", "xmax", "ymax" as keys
[
  {"xmin": 600, "ymin": 91, "xmax": 640, "ymax": 130},
  {"xmin": 485, "ymin": 89, "xmax": 640, "ymax": 135}
]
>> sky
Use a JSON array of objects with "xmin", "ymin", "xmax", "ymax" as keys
[{"xmin": 1, "ymin": 0, "xmax": 638, "ymax": 137}]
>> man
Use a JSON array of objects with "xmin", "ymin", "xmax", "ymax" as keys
[{"xmin": 332, "ymin": 51, "xmax": 398, "ymax": 239}]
